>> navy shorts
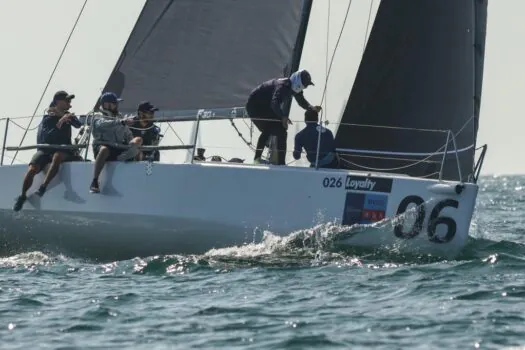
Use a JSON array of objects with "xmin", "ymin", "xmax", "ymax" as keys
[{"xmin": 29, "ymin": 150, "xmax": 82, "ymax": 173}]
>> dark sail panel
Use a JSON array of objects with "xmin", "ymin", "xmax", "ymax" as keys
[
  {"xmin": 474, "ymin": 0, "xmax": 488, "ymax": 137},
  {"xmin": 102, "ymin": 0, "xmax": 306, "ymax": 114},
  {"xmin": 335, "ymin": 0, "xmax": 487, "ymax": 181}
]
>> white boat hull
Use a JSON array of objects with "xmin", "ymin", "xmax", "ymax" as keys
[{"xmin": 0, "ymin": 161, "xmax": 478, "ymax": 261}]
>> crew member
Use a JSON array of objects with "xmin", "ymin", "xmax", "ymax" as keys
[
  {"xmin": 293, "ymin": 109, "xmax": 339, "ymax": 169},
  {"xmin": 245, "ymin": 69, "xmax": 321, "ymax": 165},
  {"xmin": 130, "ymin": 101, "xmax": 162, "ymax": 161},
  {"xmin": 89, "ymin": 92, "xmax": 140, "ymax": 193},
  {"xmin": 13, "ymin": 91, "xmax": 82, "ymax": 211}
]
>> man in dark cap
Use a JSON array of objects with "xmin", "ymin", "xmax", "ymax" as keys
[
  {"xmin": 245, "ymin": 69, "xmax": 321, "ymax": 165},
  {"xmin": 13, "ymin": 90, "xmax": 82, "ymax": 211},
  {"xmin": 293, "ymin": 109, "xmax": 339, "ymax": 169},
  {"xmin": 130, "ymin": 101, "xmax": 162, "ymax": 161},
  {"xmin": 90, "ymin": 92, "xmax": 138, "ymax": 193}
]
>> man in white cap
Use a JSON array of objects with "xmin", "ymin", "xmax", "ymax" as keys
[{"xmin": 245, "ymin": 69, "xmax": 321, "ymax": 165}]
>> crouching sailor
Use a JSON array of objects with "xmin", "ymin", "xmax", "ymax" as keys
[
  {"xmin": 245, "ymin": 69, "xmax": 321, "ymax": 165},
  {"xmin": 89, "ymin": 92, "xmax": 141, "ymax": 193},
  {"xmin": 13, "ymin": 90, "xmax": 82, "ymax": 211},
  {"xmin": 293, "ymin": 109, "xmax": 339, "ymax": 169}
]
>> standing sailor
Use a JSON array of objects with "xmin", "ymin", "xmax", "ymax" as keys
[{"xmin": 245, "ymin": 69, "xmax": 321, "ymax": 165}]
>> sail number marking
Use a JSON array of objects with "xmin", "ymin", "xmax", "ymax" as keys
[
  {"xmin": 394, "ymin": 195, "xmax": 459, "ymax": 243},
  {"xmin": 322, "ymin": 177, "xmax": 343, "ymax": 188}
]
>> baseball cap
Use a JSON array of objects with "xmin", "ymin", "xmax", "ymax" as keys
[
  {"xmin": 49, "ymin": 90, "xmax": 74, "ymax": 107},
  {"xmin": 300, "ymin": 70, "xmax": 314, "ymax": 87},
  {"xmin": 53, "ymin": 90, "xmax": 75, "ymax": 102},
  {"xmin": 137, "ymin": 101, "xmax": 159, "ymax": 113},
  {"xmin": 99, "ymin": 92, "xmax": 123, "ymax": 104}
]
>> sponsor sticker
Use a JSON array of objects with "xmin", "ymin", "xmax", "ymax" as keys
[
  {"xmin": 345, "ymin": 175, "xmax": 393, "ymax": 193},
  {"xmin": 342, "ymin": 193, "xmax": 389, "ymax": 226}
]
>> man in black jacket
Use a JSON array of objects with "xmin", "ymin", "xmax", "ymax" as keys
[
  {"xmin": 13, "ymin": 90, "xmax": 82, "ymax": 211},
  {"xmin": 130, "ymin": 101, "xmax": 162, "ymax": 161},
  {"xmin": 245, "ymin": 69, "xmax": 321, "ymax": 165}
]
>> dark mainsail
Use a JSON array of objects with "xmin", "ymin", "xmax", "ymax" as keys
[
  {"xmin": 335, "ymin": 0, "xmax": 488, "ymax": 182},
  {"xmin": 101, "ymin": 0, "xmax": 309, "ymax": 115}
]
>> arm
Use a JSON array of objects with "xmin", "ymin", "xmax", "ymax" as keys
[
  {"xmin": 151, "ymin": 125, "xmax": 162, "ymax": 145},
  {"xmin": 293, "ymin": 91, "xmax": 313, "ymax": 110},
  {"xmin": 293, "ymin": 133, "xmax": 302, "ymax": 160},
  {"xmin": 329, "ymin": 130, "xmax": 337, "ymax": 152},
  {"xmin": 69, "ymin": 116, "xmax": 82, "ymax": 128},
  {"xmin": 93, "ymin": 117, "xmax": 121, "ymax": 130}
]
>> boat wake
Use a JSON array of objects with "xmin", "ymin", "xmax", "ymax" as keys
[
  {"xmin": 1, "ymin": 200, "xmax": 524, "ymax": 270},
  {"xmin": 1, "ymin": 234, "xmax": 525, "ymax": 274}
]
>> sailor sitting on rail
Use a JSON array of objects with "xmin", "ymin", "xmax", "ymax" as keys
[
  {"xmin": 293, "ymin": 109, "xmax": 340, "ymax": 169},
  {"xmin": 89, "ymin": 92, "xmax": 142, "ymax": 193},
  {"xmin": 13, "ymin": 90, "xmax": 83, "ymax": 211},
  {"xmin": 130, "ymin": 101, "xmax": 162, "ymax": 162}
]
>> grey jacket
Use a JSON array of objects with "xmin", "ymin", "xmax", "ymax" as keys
[{"xmin": 91, "ymin": 113, "xmax": 133, "ymax": 145}]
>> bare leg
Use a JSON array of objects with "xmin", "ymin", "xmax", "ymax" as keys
[
  {"xmin": 93, "ymin": 146, "xmax": 110, "ymax": 181},
  {"xmin": 41, "ymin": 152, "xmax": 66, "ymax": 188},
  {"xmin": 13, "ymin": 164, "xmax": 40, "ymax": 211},
  {"xmin": 132, "ymin": 137, "xmax": 143, "ymax": 161},
  {"xmin": 21, "ymin": 165, "xmax": 40, "ymax": 197}
]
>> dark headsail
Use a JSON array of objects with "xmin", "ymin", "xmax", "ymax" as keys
[
  {"xmin": 335, "ymin": 0, "xmax": 488, "ymax": 182},
  {"xmin": 101, "ymin": 0, "xmax": 308, "ymax": 115}
]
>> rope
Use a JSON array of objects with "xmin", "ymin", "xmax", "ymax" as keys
[
  {"xmin": 11, "ymin": 0, "xmax": 88, "ymax": 165},
  {"xmin": 337, "ymin": 143, "xmax": 474, "ymax": 157},
  {"xmin": 338, "ymin": 139, "xmax": 458, "ymax": 172},
  {"xmin": 229, "ymin": 118, "xmax": 255, "ymax": 151},
  {"xmin": 315, "ymin": 0, "xmax": 332, "ymax": 168},
  {"xmin": 163, "ymin": 122, "xmax": 194, "ymax": 159},
  {"xmin": 319, "ymin": 0, "xmax": 353, "ymax": 106}
]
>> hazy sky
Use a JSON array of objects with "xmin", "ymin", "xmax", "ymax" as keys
[{"xmin": 0, "ymin": 0, "xmax": 521, "ymax": 175}]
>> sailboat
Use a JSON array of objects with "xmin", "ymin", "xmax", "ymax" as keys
[{"xmin": 0, "ymin": 0, "xmax": 488, "ymax": 261}]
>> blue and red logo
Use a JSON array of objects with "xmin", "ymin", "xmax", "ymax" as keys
[{"xmin": 342, "ymin": 193, "xmax": 388, "ymax": 226}]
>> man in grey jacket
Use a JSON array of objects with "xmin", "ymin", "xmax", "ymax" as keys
[{"xmin": 89, "ymin": 92, "xmax": 141, "ymax": 193}]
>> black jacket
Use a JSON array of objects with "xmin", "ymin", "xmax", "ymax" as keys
[
  {"xmin": 130, "ymin": 121, "xmax": 161, "ymax": 146},
  {"xmin": 37, "ymin": 113, "xmax": 81, "ymax": 149},
  {"xmin": 246, "ymin": 78, "xmax": 312, "ymax": 118}
]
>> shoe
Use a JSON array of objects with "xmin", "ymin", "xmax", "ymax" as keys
[
  {"xmin": 254, "ymin": 158, "xmax": 261, "ymax": 164},
  {"xmin": 36, "ymin": 185, "xmax": 46, "ymax": 197},
  {"xmin": 13, "ymin": 195, "xmax": 26, "ymax": 212},
  {"xmin": 90, "ymin": 179, "xmax": 100, "ymax": 193}
]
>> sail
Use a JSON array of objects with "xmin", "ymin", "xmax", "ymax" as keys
[
  {"xmin": 102, "ymin": 0, "xmax": 308, "ymax": 115},
  {"xmin": 288, "ymin": 0, "xmax": 381, "ymax": 167},
  {"xmin": 335, "ymin": 0, "xmax": 488, "ymax": 181}
]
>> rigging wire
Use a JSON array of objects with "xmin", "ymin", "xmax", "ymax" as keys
[
  {"xmin": 11, "ymin": 0, "xmax": 89, "ymax": 165},
  {"xmin": 228, "ymin": 1, "xmax": 354, "ymax": 158},
  {"xmin": 319, "ymin": 0, "xmax": 353, "ymax": 106}
]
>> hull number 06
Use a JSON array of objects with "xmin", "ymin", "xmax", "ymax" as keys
[{"xmin": 394, "ymin": 195, "xmax": 459, "ymax": 243}]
